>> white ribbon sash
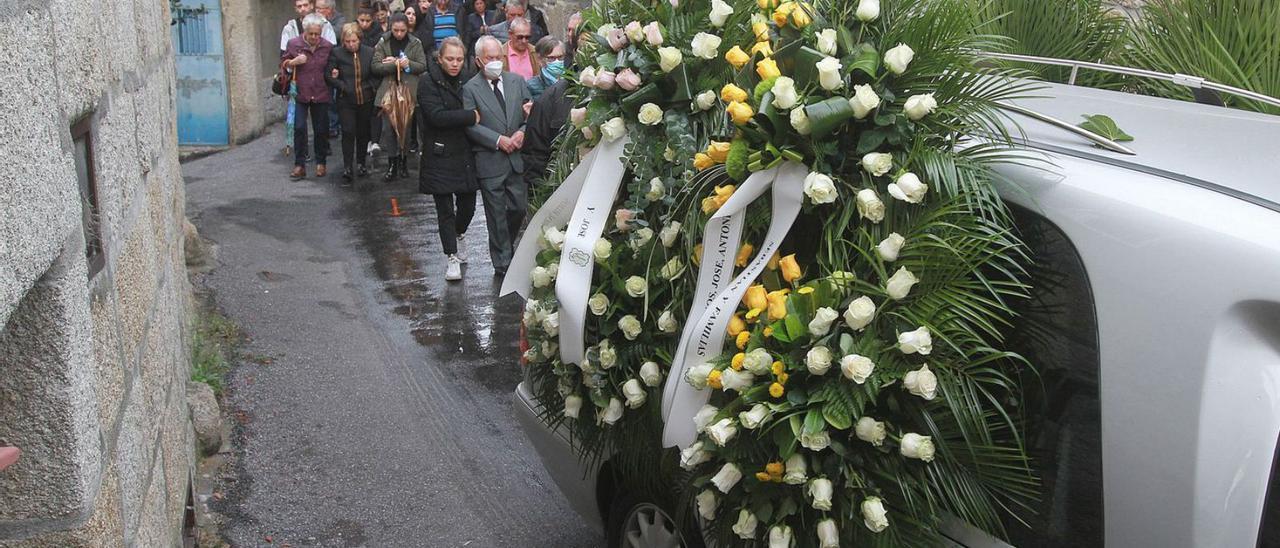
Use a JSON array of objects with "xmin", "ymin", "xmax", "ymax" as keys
[{"xmin": 661, "ymin": 162, "xmax": 809, "ymax": 448}]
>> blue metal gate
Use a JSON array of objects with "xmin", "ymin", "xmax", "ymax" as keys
[{"xmin": 173, "ymin": 0, "xmax": 230, "ymax": 146}]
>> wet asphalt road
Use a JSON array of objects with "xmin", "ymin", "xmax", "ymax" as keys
[{"xmin": 183, "ymin": 125, "xmax": 602, "ymax": 547}]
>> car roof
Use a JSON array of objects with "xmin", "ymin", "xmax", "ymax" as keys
[{"xmin": 1006, "ymin": 81, "xmax": 1280, "ymax": 211}]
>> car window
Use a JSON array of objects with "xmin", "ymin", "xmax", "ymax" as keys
[{"xmin": 1003, "ymin": 205, "xmax": 1105, "ymax": 548}]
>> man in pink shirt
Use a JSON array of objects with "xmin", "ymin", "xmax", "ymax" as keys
[{"xmin": 502, "ymin": 17, "xmax": 541, "ymax": 80}]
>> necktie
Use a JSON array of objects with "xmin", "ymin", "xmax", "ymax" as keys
[{"xmin": 491, "ymin": 79, "xmax": 504, "ymax": 108}]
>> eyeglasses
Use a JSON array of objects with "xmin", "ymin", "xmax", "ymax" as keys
[
  {"xmin": 545, "ymin": 54, "xmax": 564, "ymax": 61},
  {"xmin": 513, "ymin": 34, "xmax": 531, "ymax": 41}
]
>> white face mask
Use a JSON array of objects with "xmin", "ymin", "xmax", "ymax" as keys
[{"xmin": 483, "ymin": 60, "xmax": 503, "ymax": 79}]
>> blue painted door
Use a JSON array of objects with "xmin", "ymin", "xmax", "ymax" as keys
[{"xmin": 173, "ymin": 0, "xmax": 230, "ymax": 146}]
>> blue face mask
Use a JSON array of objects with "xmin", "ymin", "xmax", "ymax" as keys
[{"xmin": 542, "ymin": 60, "xmax": 565, "ymax": 82}]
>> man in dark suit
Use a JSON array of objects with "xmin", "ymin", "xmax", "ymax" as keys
[{"xmin": 463, "ymin": 35, "xmax": 532, "ymax": 276}]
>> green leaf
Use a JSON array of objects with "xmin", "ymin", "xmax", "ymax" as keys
[
  {"xmin": 822, "ymin": 399, "xmax": 853, "ymax": 430},
  {"xmin": 803, "ymin": 408, "xmax": 825, "ymax": 435},
  {"xmin": 847, "ymin": 43, "xmax": 880, "ymax": 79},
  {"xmin": 1078, "ymin": 114, "xmax": 1134, "ymax": 142}
]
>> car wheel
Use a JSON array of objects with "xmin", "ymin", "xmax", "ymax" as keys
[{"xmin": 606, "ymin": 492, "xmax": 702, "ymax": 548}]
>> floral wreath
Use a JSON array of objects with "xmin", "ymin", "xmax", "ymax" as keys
[{"xmin": 517, "ymin": 0, "xmax": 1041, "ymax": 545}]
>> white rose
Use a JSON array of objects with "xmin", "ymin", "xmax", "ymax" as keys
[
  {"xmin": 860, "ymin": 152, "xmax": 892, "ymax": 177},
  {"xmin": 579, "ymin": 66, "xmax": 597, "ymax": 88},
  {"xmin": 861, "ymin": 496, "xmax": 890, "ymax": 532},
  {"xmin": 593, "ymin": 238, "xmax": 613, "ymax": 262},
  {"xmin": 890, "ymin": 172, "xmax": 931, "ymax": 204},
  {"xmin": 709, "ymin": 0, "xmax": 734, "ymax": 27},
  {"xmin": 691, "ymin": 32, "xmax": 722, "ymax": 59},
  {"xmin": 805, "ymin": 345, "xmax": 833, "ymax": 375},
  {"xmin": 541, "ymin": 311, "xmax": 559, "ymax": 335},
  {"xmin": 771, "ymin": 76, "xmax": 799, "ymax": 110},
  {"xmin": 601, "ymin": 397, "xmax": 624, "ymax": 425},
  {"xmin": 790, "ymin": 106, "xmax": 811, "ymax": 135},
  {"xmin": 903, "ymin": 93, "xmax": 938, "ymax": 121},
  {"xmin": 885, "ymin": 267, "xmax": 919, "ymax": 300},
  {"xmin": 840, "ymin": 354, "xmax": 875, "ymax": 384},
  {"xmin": 541, "ymin": 341, "xmax": 557, "ymax": 359},
  {"xmin": 601, "ymin": 116, "xmax": 627, "ymax": 141},
  {"xmin": 855, "ymin": 416, "xmax": 886, "ymax": 446},
  {"xmin": 685, "ymin": 362, "xmax": 713, "ymax": 389},
  {"xmin": 800, "ymin": 429, "xmax": 831, "ymax": 451},
  {"xmin": 625, "ymin": 20, "xmax": 644, "ymax": 43},
  {"xmin": 849, "ymin": 83, "xmax": 882, "ymax": 119},
  {"xmin": 618, "ymin": 314, "xmax": 643, "ymax": 340},
  {"xmin": 732, "ymin": 509, "xmax": 758, "ymax": 540},
  {"xmin": 659, "ymin": 221, "xmax": 681, "ymax": 247},
  {"xmin": 816, "ymin": 28, "xmax": 838, "ymax": 56},
  {"xmin": 696, "ymin": 489, "xmax": 718, "ymax": 520},
  {"xmin": 711, "ymin": 462, "xmax": 742, "ymax": 493},
  {"xmin": 588, "ymin": 293, "xmax": 610, "ymax": 316},
  {"xmin": 541, "ymin": 225, "xmax": 566, "ymax": 250},
  {"xmin": 563, "ymin": 394, "xmax": 583, "ymax": 418},
  {"xmin": 629, "ymin": 227, "xmax": 654, "ymax": 250},
  {"xmin": 843, "ymin": 296, "xmax": 875, "ymax": 331},
  {"xmin": 738, "ymin": 403, "xmax": 771, "ymax": 429},
  {"xmin": 808, "ymin": 478, "xmax": 834, "ymax": 510},
  {"xmin": 900, "ymin": 432, "xmax": 936, "ymax": 462},
  {"xmin": 598, "ymin": 340, "xmax": 617, "ymax": 368},
  {"xmin": 884, "ymin": 43, "xmax": 915, "ymax": 75},
  {"xmin": 856, "ymin": 188, "xmax": 885, "ymax": 223},
  {"xmin": 877, "ymin": 233, "xmax": 905, "ymax": 262},
  {"xmin": 783, "ymin": 453, "xmax": 807, "ymax": 484},
  {"xmin": 721, "ymin": 368, "xmax": 755, "ymax": 392},
  {"xmin": 523, "ymin": 298, "xmax": 544, "ymax": 325},
  {"xmin": 743, "ymin": 348, "xmax": 773, "ymax": 375},
  {"xmin": 817, "ymin": 519, "xmax": 839, "ymax": 548},
  {"xmin": 694, "ymin": 89, "xmax": 717, "ymax": 111},
  {"xmin": 646, "ymin": 177, "xmax": 666, "ymax": 201},
  {"xmin": 657, "ymin": 46, "xmax": 683, "ymax": 72},
  {"xmin": 681, "ymin": 441, "xmax": 712, "ymax": 469},
  {"xmin": 659, "ymin": 256, "xmax": 686, "ymax": 280},
  {"xmin": 637, "ymin": 103, "xmax": 664, "ymax": 126},
  {"xmin": 856, "ymin": 0, "xmax": 880, "ymax": 21},
  {"xmin": 706, "ymin": 417, "xmax": 738, "ymax": 446},
  {"xmin": 658, "ymin": 309, "xmax": 679, "ymax": 332},
  {"xmin": 803, "ymin": 171, "xmax": 839, "ymax": 204},
  {"xmin": 625, "ymin": 275, "xmax": 648, "ymax": 297},
  {"xmin": 530, "ymin": 265, "xmax": 554, "ymax": 288},
  {"xmin": 580, "ymin": 125, "xmax": 595, "ymax": 140},
  {"xmin": 640, "ymin": 361, "xmax": 662, "ymax": 386},
  {"xmin": 808, "ymin": 306, "xmax": 839, "ymax": 337},
  {"xmin": 898, "ymin": 326, "xmax": 932, "ymax": 354},
  {"xmin": 768, "ymin": 524, "xmax": 794, "ymax": 548},
  {"xmin": 816, "ymin": 56, "xmax": 843, "ymax": 90},
  {"xmin": 693, "ymin": 404, "xmax": 719, "ymax": 433},
  {"xmin": 622, "ymin": 378, "xmax": 647, "ymax": 408},
  {"xmin": 903, "ymin": 363, "xmax": 938, "ymax": 400}
]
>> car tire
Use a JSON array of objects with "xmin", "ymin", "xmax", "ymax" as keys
[{"xmin": 605, "ymin": 491, "xmax": 704, "ymax": 548}]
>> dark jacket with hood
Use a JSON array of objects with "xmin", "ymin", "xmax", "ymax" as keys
[{"xmin": 417, "ymin": 58, "xmax": 479, "ymax": 195}]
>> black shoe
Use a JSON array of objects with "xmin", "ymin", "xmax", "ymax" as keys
[
  {"xmin": 397, "ymin": 157, "xmax": 409, "ymax": 178},
  {"xmin": 341, "ymin": 168, "xmax": 353, "ymax": 185},
  {"xmin": 383, "ymin": 157, "xmax": 399, "ymax": 182},
  {"xmin": 493, "ymin": 266, "xmax": 508, "ymax": 278},
  {"xmin": 357, "ymin": 164, "xmax": 369, "ymax": 178}
]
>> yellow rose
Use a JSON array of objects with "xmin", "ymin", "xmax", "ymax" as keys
[
  {"xmin": 708, "ymin": 369, "xmax": 723, "ymax": 389},
  {"xmin": 752, "ymin": 21, "xmax": 770, "ymax": 42},
  {"xmin": 736, "ymin": 243, "xmax": 754, "ymax": 267},
  {"xmin": 694, "ymin": 152, "xmax": 715, "ymax": 171},
  {"xmin": 727, "ymin": 101, "xmax": 754, "ymax": 125},
  {"xmin": 720, "ymin": 83, "xmax": 749, "ymax": 104},
  {"xmin": 701, "ymin": 195, "xmax": 719, "ymax": 213},
  {"xmin": 731, "ymin": 352, "xmax": 745, "ymax": 370},
  {"xmin": 797, "ymin": 286, "xmax": 814, "ymax": 295},
  {"xmin": 735, "ymin": 331, "xmax": 751, "ymax": 349},
  {"xmin": 707, "ymin": 141, "xmax": 732, "ymax": 163},
  {"xmin": 780, "ymin": 253, "xmax": 801, "ymax": 283},
  {"xmin": 766, "ymin": 289, "xmax": 789, "ymax": 320},
  {"xmin": 777, "ymin": 371, "xmax": 789, "ymax": 384},
  {"xmin": 790, "ymin": 3, "xmax": 812, "ymax": 27},
  {"xmin": 745, "ymin": 308, "xmax": 763, "ymax": 322},
  {"xmin": 763, "ymin": 325, "xmax": 774, "ymax": 337},
  {"xmin": 757, "ymin": 0, "xmax": 779, "ymax": 9},
  {"xmin": 751, "ymin": 41, "xmax": 773, "ymax": 58},
  {"xmin": 755, "ymin": 471, "xmax": 772, "ymax": 482},
  {"xmin": 771, "ymin": 360, "xmax": 785, "ymax": 375},
  {"xmin": 756, "ymin": 57, "xmax": 781, "ymax": 80},
  {"xmin": 728, "ymin": 314, "xmax": 747, "ymax": 336},
  {"xmin": 767, "ymin": 250, "xmax": 781, "ymax": 270},
  {"xmin": 713, "ymin": 184, "xmax": 736, "ymax": 209},
  {"xmin": 769, "ymin": 382, "xmax": 785, "ymax": 398},
  {"xmin": 772, "ymin": 2, "xmax": 795, "ymax": 26},
  {"xmin": 725, "ymin": 46, "xmax": 750, "ymax": 69},
  {"xmin": 765, "ymin": 461, "xmax": 785, "ymax": 477},
  {"xmin": 743, "ymin": 284, "xmax": 768, "ymax": 311}
]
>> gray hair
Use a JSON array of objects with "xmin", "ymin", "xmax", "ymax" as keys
[
  {"xmin": 534, "ymin": 36, "xmax": 561, "ymax": 58},
  {"xmin": 315, "ymin": 0, "xmax": 334, "ymax": 7},
  {"xmin": 508, "ymin": 16, "xmax": 530, "ymax": 32},
  {"xmin": 505, "ymin": 0, "xmax": 527, "ymax": 9},
  {"xmin": 474, "ymin": 35, "xmax": 501, "ymax": 54},
  {"xmin": 302, "ymin": 13, "xmax": 328, "ymax": 31}
]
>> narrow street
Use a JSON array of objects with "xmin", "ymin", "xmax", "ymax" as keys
[{"xmin": 182, "ymin": 126, "xmax": 602, "ymax": 547}]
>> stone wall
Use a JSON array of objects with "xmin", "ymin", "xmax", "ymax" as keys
[{"xmin": 0, "ymin": 0, "xmax": 195, "ymax": 545}]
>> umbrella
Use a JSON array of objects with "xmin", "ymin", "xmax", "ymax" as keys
[
  {"xmin": 283, "ymin": 71, "xmax": 298, "ymax": 156},
  {"xmin": 381, "ymin": 69, "xmax": 415, "ymax": 150}
]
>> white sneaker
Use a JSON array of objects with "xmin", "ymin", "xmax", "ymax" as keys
[
  {"xmin": 445, "ymin": 255, "xmax": 463, "ymax": 281},
  {"xmin": 368, "ymin": 143, "xmax": 381, "ymax": 156},
  {"xmin": 455, "ymin": 233, "xmax": 468, "ymax": 263}
]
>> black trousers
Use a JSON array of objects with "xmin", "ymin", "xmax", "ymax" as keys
[
  {"xmin": 432, "ymin": 192, "xmax": 477, "ymax": 256},
  {"xmin": 293, "ymin": 101, "xmax": 330, "ymax": 167},
  {"xmin": 337, "ymin": 102, "xmax": 373, "ymax": 169},
  {"xmin": 370, "ymin": 113, "xmax": 383, "ymax": 147}
]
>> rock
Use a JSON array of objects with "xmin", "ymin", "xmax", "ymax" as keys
[
  {"xmin": 184, "ymin": 217, "xmax": 214, "ymax": 268},
  {"xmin": 187, "ymin": 381, "xmax": 223, "ymax": 455}
]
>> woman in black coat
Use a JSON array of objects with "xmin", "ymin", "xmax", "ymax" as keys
[
  {"xmin": 418, "ymin": 36, "xmax": 478, "ymax": 281},
  {"xmin": 326, "ymin": 23, "xmax": 378, "ymax": 183}
]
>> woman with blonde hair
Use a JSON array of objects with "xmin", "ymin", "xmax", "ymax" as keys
[
  {"xmin": 326, "ymin": 23, "xmax": 378, "ymax": 183},
  {"xmin": 417, "ymin": 36, "xmax": 478, "ymax": 281}
]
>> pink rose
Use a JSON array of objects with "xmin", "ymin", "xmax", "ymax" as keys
[
  {"xmin": 669, "ymin": 0, "xmax": 678, "ymax": 7},
  {"xmin": 606, "ymin": 28, "xmax": 629, "ymax": 51},
  {"xmin": 595, "ymin": 70, "xmax": 617, "ymax": 90},
  {"xmin": 616, "ymin": 69, "xmax": 642, "ymax": 91},
  {"xmin": 570, "ymin": 107, "xmax": 587, "ymax": 127},
  {"xmin": 581, "ymin": 125, "xmax": 595, "ymax": 140},
  {"xmin": 643, "ymin": 22, "xmax": 664, "ymax": 47},
  {"xmin": 615, "ymin": 209, "xmax": 635, "ymax": 232}
]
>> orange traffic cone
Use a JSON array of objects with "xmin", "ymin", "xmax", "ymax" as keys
[{"xmin": 390, "ymin": 198, "xmax": 402, "ymax": 217}]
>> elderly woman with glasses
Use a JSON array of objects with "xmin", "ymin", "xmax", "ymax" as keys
[{"xmin": 525, "ymin": 36, "xmax": 563, "ymax": 98}]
